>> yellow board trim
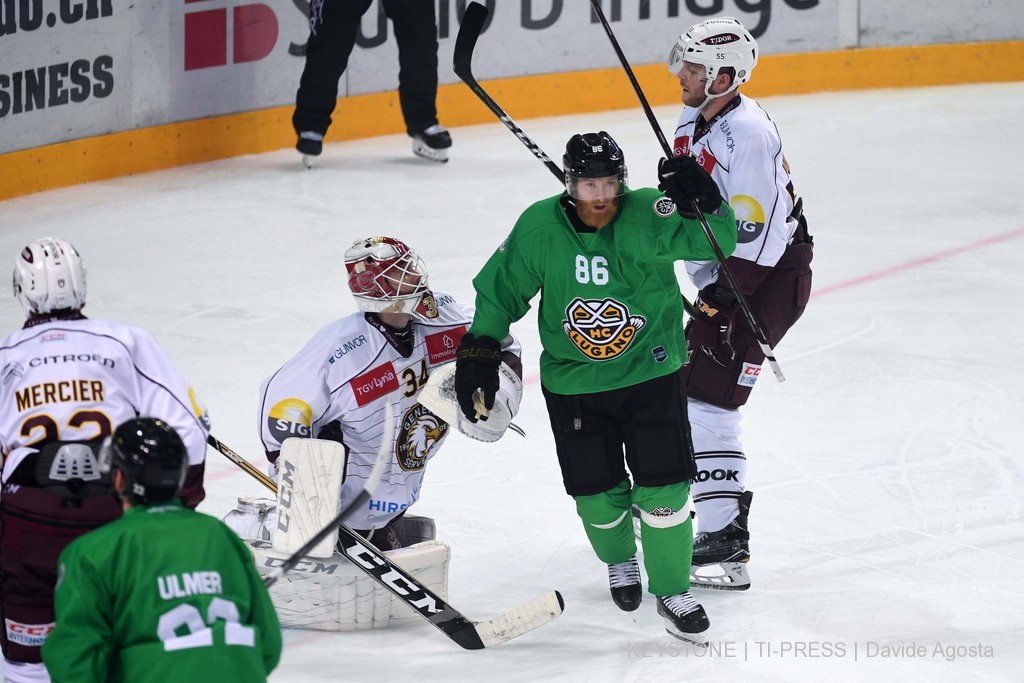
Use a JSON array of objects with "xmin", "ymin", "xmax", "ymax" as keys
[{"xmin": 2, "ymin": 40, "xmax": 1022, "ymax": 201}]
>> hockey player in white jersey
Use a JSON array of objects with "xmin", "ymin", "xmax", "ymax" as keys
[
  {"xmin": 657, "ymin": 18, "xmax": 814, "ymax": 589},
  {"xmin": 0, "ymin": 237, "xmax": 210, "ymax": 683},
  {"xmin": 236, "ymin": 236, "xmax": 521, "ymax": 631}
]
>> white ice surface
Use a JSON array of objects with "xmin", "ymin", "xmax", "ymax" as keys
[{"xmin": 2, "ymin": 82, "xmax": 1023, "ymax": 681}]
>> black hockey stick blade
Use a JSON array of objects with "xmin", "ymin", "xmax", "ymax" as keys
[
  {"xmin": 453, "ymin": 1, "xmax": 488, "ymax": 82},
  {"xmin": 454, "ymin": 2, "xmax": 563, "ymax": 182},
  {"xmin": 213, "ymin": 430, "xmax": 564, "ymax": 647}
]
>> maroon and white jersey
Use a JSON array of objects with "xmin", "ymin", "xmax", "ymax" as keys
[
  {"xmin": 258, "ymin": 292, "xmax": 520, "ymax": 532},
  {"xmin": 672, "ymin": 94, "xmax": 800, "ymax": 290},
  {"xmin": 0, "ymin": 317, "xmax": 210, "ymax": 485}
]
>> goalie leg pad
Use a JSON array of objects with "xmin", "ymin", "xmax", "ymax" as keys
[
  {"xmin": 249, "ymin": 539, "xmax": 450, "ymax": 631},
  {"xmin": 273, "ymin": 438, "xmax": 347, "ymax": 558}
]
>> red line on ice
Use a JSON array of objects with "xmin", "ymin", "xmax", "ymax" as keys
[{"xmin": 812, "ymin": 226, "xmax": 1024, "ymax": 299}]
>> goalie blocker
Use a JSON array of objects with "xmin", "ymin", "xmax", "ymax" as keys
[{"xmin": 222, "ymin": 437, "xmax": 451, "ymax": 631}]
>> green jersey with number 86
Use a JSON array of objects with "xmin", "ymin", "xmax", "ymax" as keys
[{"xmin": 469, "ymin": 188, "xmax": 736, "ymax": 394}]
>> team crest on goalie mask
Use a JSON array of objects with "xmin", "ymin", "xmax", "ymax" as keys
[
  {"xmin": 396, "ymin": 403, "xmax": 449, "ymax": 471},
  {"xmin": 562, "ymin": 297, "xmax": 646, "ymax": 361}
]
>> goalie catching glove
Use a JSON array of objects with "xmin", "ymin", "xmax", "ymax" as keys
[
  {"xmin": 420, "ymin": 358, "xmax": 522, "ymax": 442},
  {"xmin": 686, "ymin": 284, "xmax": 739, "ymax": 367}
]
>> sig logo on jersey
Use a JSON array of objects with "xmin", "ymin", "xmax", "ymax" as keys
[
  {"xmin": 268, "ymin": 398, "xmax": 313, "ymax": 443},
  {"xmin": 396, "ymin": 404, "xmax": 448, "ymax": 471},
  {"xmin": 737, "ymin": 362, "xmax": 761, "ymax": 387},
  {"xmin": 732, "ymin": 195, "xmax": 766, "ymax": 243},
  {"xmin": 562, "ymin": 298, "xmax": 646, "ymax": 361}
]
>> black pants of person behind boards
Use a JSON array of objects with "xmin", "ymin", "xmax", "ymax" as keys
[{"xmin": 293, "ymin": 0, "xmax": 440, "ymax": 138}]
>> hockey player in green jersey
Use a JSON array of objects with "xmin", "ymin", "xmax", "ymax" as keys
[
  {"xmin": 42, "ymin": 419, "xmax": 281, "ymax": 682},
  {"xmin": 453, "ymin": 131, "xmax": 736, "ymax": 644}
]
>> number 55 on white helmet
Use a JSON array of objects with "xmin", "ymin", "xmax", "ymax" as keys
[
  {"xmin": 668, "ymin": 16, "xmax": 758, "ymax": 102},
  {"xmin": 13, "ymin": 237, "xmax": 87, "ymax": 316}
]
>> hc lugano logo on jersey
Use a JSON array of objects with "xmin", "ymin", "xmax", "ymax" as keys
[
  {"xmin": 562, "ymin": 298, "xmax": 646, "ymax": 361},
  {"xmin": 396, "ymin": 404, "xmax": 448, "ymax": 471},
  {"xmin": 653, "ymin": 197, "xmax": 676, "ymax": 217}
]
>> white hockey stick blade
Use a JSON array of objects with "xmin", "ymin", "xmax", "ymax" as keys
[
  {"xmin": 689, "ymin": 562, "xmax": 750, "ymax": 591},
  {"xmin": 471, "ymin": 590, "xmax": 565, "ymax": 648}
]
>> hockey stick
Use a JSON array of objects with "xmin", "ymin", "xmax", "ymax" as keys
[
  {"xmin": 210, "ymin": 434, "xmax": 564, "ymax": 649},
  {"xmin": 208, "ymin": 433, "xmax": 383, "ymax": 587},
  {"xmin": 454, "ymin": 2, "xmax": 562, "ymax": 185},
  {"xmin": 454, "ymin": 3, "xmax": 702, "ymax": 320},
  {"xmin": 587, "ymin": 0, "xmax": 785, "ymax": 382}
]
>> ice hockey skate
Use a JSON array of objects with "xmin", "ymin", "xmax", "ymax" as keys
[
  {"xmin": 607, "ymin": 556, "xmax": 642, "ymax": 612},
  {"xmin": 411, "ymin": 124, "xmax": 452, "ymax": 163},
  {"xmin": 296, "ymin": 131, "xmax": 323, "ymax": 169},
  {"xmin": 656, "ymin": 592, "xmax": 710, "ymax": 647},
  {"xmin": 630, "ymin": 490, "xmax": 752, "ymax": 591},
  {"xmin": 690, "ymin": 490, "xmax": 752, "ymax": 591}
]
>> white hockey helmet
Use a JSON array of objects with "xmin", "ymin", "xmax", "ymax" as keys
[
  {"xmin": 668, "ymin": 16, "xmax": 758, "ymax": 104},
  {"xmin": 13, "ymin": 237, "xmax": 87, "ymax": 316},
  {"xmin": 344, "ymin": 236, "xmax": 438, "ymax": 319}
]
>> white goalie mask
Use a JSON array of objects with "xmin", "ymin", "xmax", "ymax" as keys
[
  {"xmin": 668, "ymin": 16, "xmax": 758, "ymax": 106},
  {"xmin": 13, "ymin": 237, "xmax": 87, "ymax": 315},
  {"xmin": 344, "ymin": 236, "xmax": 438, "ymax": 320}
]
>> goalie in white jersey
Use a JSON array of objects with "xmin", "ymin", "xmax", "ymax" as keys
[
  {"xmin": 257, "ymin": 236, "xmax": 521, "ymax": 546},
  {"xmin": 239, "ymin": 236, "xmax": 521, "ymax": 632},
  {"xmin": 0, "ymin": 237, "xmax": 210, "ymax": 683},
  {"xmin": 658, "ymin": 17, "xmax": 814, "ymax": 589}
]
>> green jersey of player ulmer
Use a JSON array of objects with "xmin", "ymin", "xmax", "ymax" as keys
[
  {"xmin": 469, "ymin": 188, "xmax": 737, "ymax": 394},
  {"xmin": 42, "ymin": 501, "xmax": 282, "ymax": 683}
]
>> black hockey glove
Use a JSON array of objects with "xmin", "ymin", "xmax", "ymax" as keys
[
  {"xmin": 657, "ymin": 156, "xmax": 723, "ymax": 216},
  {"xmin": 685, "ymin": 285, "xmax": 738, "ymax": 367},
  {"xmin": 454, "ymin": 333, "xmax": 503, "ymax": 423}
]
